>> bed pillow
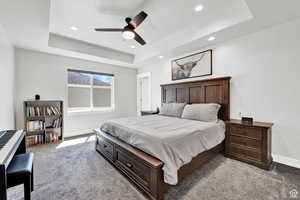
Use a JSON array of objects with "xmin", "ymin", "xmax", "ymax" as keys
[
  {"xmin": 159, "ymin": 103, "xmax": 186, "ymax": 118},
  {"xmin": 181, "ymin": 103, "xmax": 221, "ymax": 122}
]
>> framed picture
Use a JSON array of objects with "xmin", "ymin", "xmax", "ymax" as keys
[{"xmin": 171, "ymin": 49, "xmax": 212, "ymax": 80}]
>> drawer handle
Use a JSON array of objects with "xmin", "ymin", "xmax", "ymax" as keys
[{"xmin": 126, "ymin": 162, "xmax": 133, "ymax": 168}]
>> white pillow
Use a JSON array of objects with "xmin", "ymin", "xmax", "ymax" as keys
[
  {"xmin": 159, "ymin": 103, "xmax": 186, "ymax": 118},
  {"xmin": 181, "ymin": 103, "xmax": 221, "ymax": 122}
]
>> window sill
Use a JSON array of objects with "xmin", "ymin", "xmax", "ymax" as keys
[{"xmin": 67, "ymin": 108, "xmax": 115, "ymax": 116}]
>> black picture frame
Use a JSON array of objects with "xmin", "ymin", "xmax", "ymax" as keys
[{"xmin": 171, "ymin": 49, "xmax": 212, "ymax": 80}]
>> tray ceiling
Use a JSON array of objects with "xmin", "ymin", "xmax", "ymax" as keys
[
  {"xmin": 49, "ymin": 0, "xmax": 252, "ymax": 58},
  {"xmin": 1, "ymin": 0, "xmax": 300, "ymax": 67}
]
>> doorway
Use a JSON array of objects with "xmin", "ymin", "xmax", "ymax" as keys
[{"xmin": 137, "ymin": 72, "xmax": 151, "ymax": 115}]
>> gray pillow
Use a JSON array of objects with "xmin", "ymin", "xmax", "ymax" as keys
[
  {"xmin": 181, "ymin": 103, "xmax": 221, "ymax": 122},
  {"xmin": 159, "ymin": 103, "xmax": 186, "ymax": 118}
]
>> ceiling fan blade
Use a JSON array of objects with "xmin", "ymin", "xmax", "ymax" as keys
[
  {"xmin": 130, "ymin": 11, "xmax": 148, "ymax": 28},
  {"xmin": 134, "ymin": 32, "xmax": 146, "ymax": 45},
  {"xmin": 94, "ymin": 28, "xmax": 123, "ymax": 32}
]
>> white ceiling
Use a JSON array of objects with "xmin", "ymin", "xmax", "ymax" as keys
[
  {"xmin": 50, "ymin": 0, "xmax": 146, "ymax": 54},
  {"xmin": 50, "ymin": 0, "xmax": 252, "ymax": 55},
  {"xmin": 1, "ymin": 0, "xmax": 300, "ymax": 67}
]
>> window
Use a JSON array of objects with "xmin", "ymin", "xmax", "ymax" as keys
[{"xmin": 67, "ymin": 69, "xmax": 114, "ymax": 113}]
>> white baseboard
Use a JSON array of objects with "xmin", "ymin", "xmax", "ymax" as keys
[
  {"xmin": 64, "ymin": 129, "xmax": 94, "ymax": 138},
  {"xmin": 273, "ymin": 154, "xmax": 300, "ymax": 169}
]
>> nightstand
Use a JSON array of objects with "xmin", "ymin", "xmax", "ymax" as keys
[
  {"xmin": 141, "ymin": 110, "xmax": 159, "ymax": 116},
  {"xmin": 225, "ymin": 119, "xmax": 273, "ymax": 170}
]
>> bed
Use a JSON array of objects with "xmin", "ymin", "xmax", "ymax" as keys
[{"xmin": 95, "ymin": 76, "xmax": 231, "ymax": 200}]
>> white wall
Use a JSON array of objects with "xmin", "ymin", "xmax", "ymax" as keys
[
  {"xmin": 15, "ymin": 48, "xmax": 137, "ymax": 137},
  {"xmin": 138, "ymin": 18, "xmax": 300, "ymax": 163},
  {"xmin": 0, "ymin": 25, "xmax": 15, "ymax": 130}
]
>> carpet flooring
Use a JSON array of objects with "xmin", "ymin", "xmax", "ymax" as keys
[{"xmin": 7, "ymin": 135, "xmax": 300, "ymax": 200}]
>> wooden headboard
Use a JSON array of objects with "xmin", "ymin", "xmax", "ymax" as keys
[{"xmin": 161, "ymin": 77, "xmax": 231, "ymax": 121}]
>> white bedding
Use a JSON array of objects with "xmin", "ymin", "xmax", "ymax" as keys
[{"xmin": 100, "ymin": 115, "xmax": 225, "ymax": 185}]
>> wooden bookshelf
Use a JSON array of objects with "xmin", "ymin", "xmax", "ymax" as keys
[{"xmin": 23, "ymin": 100, "xmax": 63, "ymax": 147}]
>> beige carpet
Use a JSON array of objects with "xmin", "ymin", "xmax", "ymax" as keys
[{"xmin": 7, "ymin": 135, "xmax": 300, "ymax": 200}]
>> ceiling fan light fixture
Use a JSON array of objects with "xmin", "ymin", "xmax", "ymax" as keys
[
  {"xmin": 122, "ymin": 30, "xmax": 135, "ymax": 40},
  {"xmin": 94, "ymin": 11, "xmax": 147, "ymax": 45}
]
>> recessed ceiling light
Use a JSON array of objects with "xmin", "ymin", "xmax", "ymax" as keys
[
  {"xmin": 70, "ymin": 26, "xmax": 78, "ymax": 31},
  {"xmin": 195, "ymin": 4, "xmax": 204, "ymax": 12},
  {"xmin": 208, "ymin": 36, "xmax": 216, "ymax": 41},
  {"xmin": 158, "ymin": 55, "xmax": 164, "ymax": 59},
  {"xmin": 130, "ymin": 45, "xmax": 136, "ymax": 49}
]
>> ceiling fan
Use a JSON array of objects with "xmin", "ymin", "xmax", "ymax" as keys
[{"xmin": 94, "ymin": 11, "xmax": 148, "ymax": 46}]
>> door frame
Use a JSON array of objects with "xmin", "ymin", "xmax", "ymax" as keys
[{"xmin": 137, "ymin": 72, "xmax": 151, "ymax": 115}]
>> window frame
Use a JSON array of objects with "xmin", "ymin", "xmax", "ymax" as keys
[{"xmin": 67, "ymin": 69, "xmax": 115, "ymax": 114}]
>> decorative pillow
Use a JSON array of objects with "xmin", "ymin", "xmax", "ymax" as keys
[
  {"xmin": 159, "ymin": 103, "xmax": 186, "ymax": 118},
  {"xmin": 181, "ymin": 103, "xmax": 221, "ymax": 122}
]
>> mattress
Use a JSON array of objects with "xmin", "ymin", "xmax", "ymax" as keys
[{"xmin": 100, "ymin": 115, "xmax": 225, "ymax": 185}]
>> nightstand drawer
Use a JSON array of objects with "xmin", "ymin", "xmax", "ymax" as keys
[
  {"xmin": 230, "ymin": 125, "xmax": 262, "ymax": 140},
  {"xmin": 230, "ymin": 135, "xmax": 261, "ymax": 149},
  {"xmin": 228, "ymin": 145, "xmax": 262, "ymax": 161}
]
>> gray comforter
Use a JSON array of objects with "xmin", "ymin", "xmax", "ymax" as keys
[{"xmin": 100, "ymin": 115, "xmax": 225, "ymax": 185}]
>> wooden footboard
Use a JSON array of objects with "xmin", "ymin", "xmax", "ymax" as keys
[
  {"xmin": 95, "ymin": 128, "xmax": 224, "ymax": 200},
  {"xmin": 95, "ymin": 129, "xmax": 164, "ymax": 200}
]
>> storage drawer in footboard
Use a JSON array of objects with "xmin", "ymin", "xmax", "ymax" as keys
[
  {"xmin": 96, "ymin": 134, "xmax": 114, "ymax": 161},
  {"xmin": 94, "ymin": 128, "xmax": 164, "ymax": 200},
  {"xmin": 115, "ymin": 147, "xmax": 152, "ymax": 192}
]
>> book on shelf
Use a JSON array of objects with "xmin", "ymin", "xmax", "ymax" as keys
[
  {"xmin": 45, "ymin": 132, "xmax": 60, "ymax": 143},
  {"xmin": 27, "ymin": 120, "xmax": 44, "ymax": 132},
  {"xmin": 26, "ymin": 135, "xmax": 44, "ymax": 146},
  {"xmin": 47, "ymin": 106, "xmax": 61, "ymax": 116},
  {"xmin": 26, "ymin": 132, "xmax": 61, "ymax": 146},
  {"xmin": 52, "ymin": 118, "xmax": 61, "ymax": 128},
  {"xmin": 26, "ymin": 106, "xmax": 61, "ymax": 117}
]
